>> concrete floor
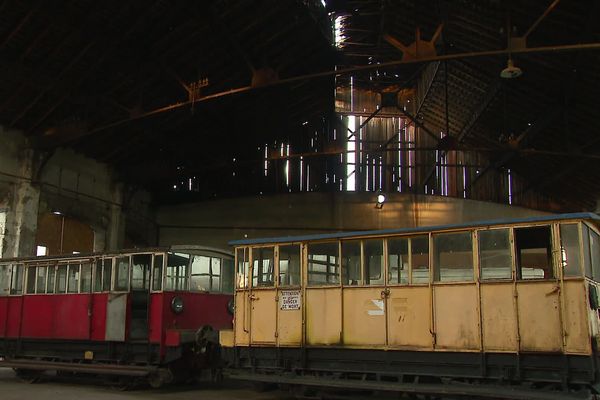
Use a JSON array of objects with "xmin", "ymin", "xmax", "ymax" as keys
[{"xmin": 0, "ymin": 368, "xmax": 293, "ymax": 400}]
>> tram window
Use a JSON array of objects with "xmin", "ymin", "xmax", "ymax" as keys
[
  {"xmin": 165, "ymin": 253, "xmax": 190, "ymax": 291},
  {"xmin": 114, "ymin": 256, "xmax": 130, "ymax": 291},
  {"xmin": 102, "ymin": 259, "xmax": 113, "ymax": 291},
  {"xmin": 10, "ymin": 264, "xmax": 24, "ymax": 295},
  {"xmin": 388, "ymin": 238, "xmax": 409, "ymax": 284},
  {"xmin": 364, "ymin": 239, "xmax": 384, "ymax": 285},
  {"xmin": 67, "ymin": 263, "xmax": 80, "ymax": 293},
  {"xmin": 80, "ymin": 263, "xmax": 92, "ymax": 292},
  {"xmin": 152, "ymin": 254, "xmax": 164, "ymax": 291},
  {"xmin": 26, "ymin": 267, "xmax": 36, "ymax": 294},
  {"xmin": 411, "ymin": 236, "xmax": 430, "ymax": 284},
  {"xmin": 252, "ymin": 247, "xmax": 275, "ymax": 287},
  {"xmin": 236, "ymin": 248, "xmax": 249, "ymax": 289},
  {"xmin": 190, "ymin": 255, "xmax": 218, "ymax": 292},
  {"xmin": 94, "ymin": 260, "xmax": 102, "ymax": 292},
  {"xmin": 279, "ymin": 244, "xmax": 301, "ymax": 287},
  {"xmin": 307, "ymin": 242, "xmax": 339, "ymax": 286},
  {"xmin": 47, "ymin": 266, "xmax": 56, "ymax": 293},
  {"xmin": 341, "ymin": 240, "xmax": 361, "ymax": 285},
  {"xmin": 479, "ymin": 229, "xmax": 512, "ymax": 280},
  {"xmin": 590, "ymin": 229, "xmax": 600, "ymax": 281},
  {"xmin": 132, "ymin": 254, "xmax": 151, "ymax": 290},
  {"xmin": 560, "ymin": 224, "xmax": 582, "ymax": 277},
  {"xmin": 433, "ymin": 232, "xmax": 473, "ymax": 282},
  {"xmin": 36, "ymin": 266, "xmax": 47, "ymax": 294},
  {"xmin": 583, "ymin": 225, "xmax": 592, "ymax": 278},
  {"xmin": 0, "ymin": 264, "xmax": 10, "ymax": 295},
  {"xmin": 222, "ymin": 258, "xmax": 234, "ymax": 293},
  {"xmin": 515, "ymin": 226, "xmax": 554, "ymax": 280},
  {"xmin": 56, "ymin": 265, "xmax": 67, "ymax": 293}
]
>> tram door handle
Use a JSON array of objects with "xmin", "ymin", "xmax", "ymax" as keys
[
  {"xmin": 249, "ymin": 294, "xmax": 259, "ymax": 301},
  {"xmin": 381, "ymin": 288, "xmax": 390, "ymax": 299}
]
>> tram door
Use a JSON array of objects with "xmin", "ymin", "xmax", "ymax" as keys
[
  {"xmin": 249, "ymin": 247, "xmax": 277, "ymax": 344},
  {"xmin": 130, "ymin": 254, "xmax": 152, "ymax": 341}
]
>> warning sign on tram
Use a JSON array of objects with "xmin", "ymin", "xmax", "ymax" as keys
[{"xmin": 280, "ymin": 290, "xmax": 301, "ymax": 310}]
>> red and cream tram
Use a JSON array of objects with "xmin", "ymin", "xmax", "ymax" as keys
[{"xmin": 0, "ymin": 245, "xmax": 234, "ymax": 386}]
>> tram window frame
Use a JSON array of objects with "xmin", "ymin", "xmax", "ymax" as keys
[
  {"xmin": 80, "ymin": 262, "xmax": 92, "ymax": 292},
  {"xmin": 151, "ymin": 254, "xmax": 164, "ymax": 292},
  {"xmin": 341, "ymin": 240, "xmax": 362, "ymax": 286},
  {"xmin": 0, "ymin": 264, "xmax": 11, "ymax": 296},
  {"xmin": 387, "ymin": 237, "xmax": 409, "ymax": 285},
  {"xmin": 36, "ymin": 265, "xmax": 48, "ymax": 294},
  {"xmin": 307, "ymin": 241, "xmax": 340, "ymax": 286},
  {"xmin": 131, "ymin": 254, "xmax": 152, "ymax": 291},
  {"xmin": 114, "ymin": 256, "xmax": 131, "ymax": 292},
  {"xmin": 251, "ymin": 247, "xmax": 275, "ymax": 288},
  {"xmin": 9, "ymin": 264, "xmax": 24, "ymax": 295},
  {"xmin": 93, "ymin": 258, "xmax": 113, "ymax": 292},
  {"xmin": 364, "ymin": 238, "xmax": 384, "ymax": 285},
  {"xmin": 236, "ymin": 247, "xmax": 250, "ymax": 289},
  {"xmin": 165, "ymin": 252, "xmax": 190, "ymax": 291},
  {"xmin": 190, "ymin": 255, "xmax": 223, "ymax": 292},
  {"xmin": 278, "ymin": 244, "xmax": 301, "ymax": 287},
  {"xmin": 514, "ymin": 225, "xmax": 555, "ymax": 280},
  {"xmin": 478, "ymin": 228, "xmax": 513, "ymax": 281},
  {"xmin": 46, "ymin": 265, "xmax": 56, "ymax": 294},
  {"xmin": 433, "ymin": 231, "xmax": 474, "ymax": 283},
  {"xmin": 67, "ymin": 263, "xmax": 81, "ymax": 293},
  {"xmin": 56, "ymin": 264, "xmax": 68, "ymax": 293},
  {"xmin": 26, "ymin": 266, "xmax": 36, "ymax": 294},
  {"xmin": 590, "ymin": 228, "xmax": 600, "ymax": 281},
  {"xmin": 559, "ymin": 223, "xmax": 583, "ymax": 278}
]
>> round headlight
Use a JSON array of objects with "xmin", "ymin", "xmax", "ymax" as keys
[
  {"xmin": 171, "ymin": 296, "xmax": 184, "ymax": 314},
  {"xmin": 227, "ymin": 298, "xmax": 235, "ymax": 315}
]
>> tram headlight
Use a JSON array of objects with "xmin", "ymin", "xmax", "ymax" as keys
[
  {"xmin": 171, "ymin": 296, "xmax": 184, "ymax": 314},
  {"xmin": 227, "ymin": 298, "xmax": 235, "ymax": 315}
]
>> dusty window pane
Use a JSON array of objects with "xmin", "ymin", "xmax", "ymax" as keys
[
  {"xmin": 103, "ymin": 259, "xmax": 113, "ymax": 291},
  {"xmin": 26, "ymin": 267, "xmax": 36, "ymax": 294},
  {"xmin": 0, "ymin": 264, "xmax": 10, "ymax": 295},
  {"xmin": 114, "ymin": 257, "xmax": 130, "ymax": 291},
  {"xmin": 132, "ymin": 254, "xmax": 151, "ymax": 290},
  {"xmin": 411, "ymin": 236, "xmax": 430, "ymax": 284},
  {"xmin": 222, "ymin": 258, "xmax": 234, "ymax": 293},
  {"xmin": 364, "ymin": 239, "xmax": 384, "ymax": 285},
  {"xmin": 308, "ymin": 242, "xmax": 339, "ymax": 286},
  {"xmin": 94, "ymin": 260, "xmax": 103, "ymax": 292},
  {"xmin": 388, "ymin": 238, "xmax": 408, "ymax": 284},
  {"xmin": 191, "ymin": 255, "xmax": 211, "ymax": 291},
  {"xmin": 279, "ymin": 244, "xmax": 301, "ymax": 286},
  {"xmin": 36, "ymin": 266, "xmax": 47, "ymax": 293},
  {"xmin": 434, "ymin": 232, "xmax": 473, "ymax": 282},
  {"xmin": 80, "ymin": 263, "xmax": 92, "ymax": 292},
  {"xmin": 67, "ymin": 264, "xmax": 80, "ymax": 293},
  {"xmin": 515, "ymin": 226, "xmax": 554, "ymax": 280},
  {"xmin": 560, "ymin": 224, "xmax": 582, "ymax": 277},
  {"xmin": 341, "ymin": 240, "xmax": 361, "ymax": 285},
  {"xmin": 479, "ymin": 229, "xmax": 512, "ymax": 280},
  {"xmin": 591, "ymin": 230, "xmax": 600, "ymax": 281},
  {"xmin": 165, "ymin": 253, "xmax": 189, "ymax": 291},
  {"xmin": 56, "ymin": 265, "xmax": 67, "ymax": 293},
  {"xmin": 47, "ymin": 266, "xmax": 56, "ymax": 293},
  {"xmin": 152, "ymin": 254, "xmax": 164, "ymax": 291},
  {"xmin": 236, "ymin": 248, "xmax": 250, "ymax": 289},
  {"xmin": 252, "ymin": 247, "xmax": 275, "ymax": 287},
  {"xmin": 583, "ymin": 225, "xmax": 592, "ymax": 278},
  {"xmin": 10, "ymin": 264, "xmax": 24, "ymax": 295}
]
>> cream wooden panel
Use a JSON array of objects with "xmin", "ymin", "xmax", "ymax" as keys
[
  {"xmin": 434, "ymin": 284, "xmax": 480, "ymax": 350},
  {"xmin": 342, "ymin": 287, "xmax": 386, "ymax": 347},
  {"xmin": 480, "ymin": 283, "xmax": 517, "ymax": 351},
  {"xmin": 563, "ymin": 280, "xmax": 592, "ymax": 355},
  {"xmin": 250, "ymin": 289, "xmax": 277, "ymax": 344},
  {"xmin": 277, "ymin": 288, "xmax": 303, "ymax": 346},
  {"xmin": 387, "ymin": 286, "xmax": 432, "ymax": 349},
  {"xmin": 517, "ymin": 281, "xmax": 562, "ymax": 352},
  {"xmin": 234, "ymin": 290, "xmax": 250, "ymax": 346},
  {"xmin": 306, "ymin": 288, "xmax": 342, "ymax": 345}
]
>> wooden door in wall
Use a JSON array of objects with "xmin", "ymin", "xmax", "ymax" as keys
[{"xmin": 36, "ymin": 213, "xmax": 94, "ymax": 255}]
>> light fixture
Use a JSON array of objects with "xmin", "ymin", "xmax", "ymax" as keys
[
  {"xmin": 500, "ymin": 57, "xmax": 522, "ymax": 79},
  {"xmin": 171, "ymin": 296, "xmax": 184, "ymax": 314},
  {"xmin": 52, "ymin": 210, "xmax": 62, "ymax": 215},
  {"xmin": 375, "ymin": 193, "xmax": 386, "ymax": 209}
]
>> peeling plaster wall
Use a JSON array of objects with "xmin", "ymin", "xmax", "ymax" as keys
[{"xmin": 157, "ymin": 192, "xmax": 550, "ymax": 250}]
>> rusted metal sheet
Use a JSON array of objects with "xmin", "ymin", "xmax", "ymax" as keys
[
  {"xmin": 563, "ymin": 280, "xmax": 592, "ymax": 354},
  {"xmin": 342, "ymin": 287, "xmax": 386, "ymax": 346},
  {"xmin": 234, "ymin": 291, "xmax": 249, "ymax": 346},
  {"xmin": 480, "ymin": 283, "xmax": 517, "ymax": 351},
  {"xmin": 387, "ymin": 286, "xmax": 432, "ymax": 349},
  {"xmin": 277, "ymin": 288, "xmax": 302, "ymax": 346},
  {"xmin": 250, "ymin": 289, "xmax": 277, "ymax": 345},
  {"xmin": 434, "ymin": 284, "xmax": 480, "ymax": 350},
  {"xmin": 517, "ymin": 281, "xmax": 562, "ymax": 352},
  {"xmin": 306, "ymin": 288, "xmax": 342, "ymax": 345}
]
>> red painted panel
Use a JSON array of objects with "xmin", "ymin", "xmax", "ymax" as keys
[
  {"xmin": 0, "ymin": 297, "xmax": 9, "ymax": 337},
  {"xmin": 5, "ymin": 297, "xmax": 23, "ymax": 337},
  {"xmin": 21, "ymin": 294, "xmax": 91, "ymax": 339},
  {"xmin": 162, "ymin": 292, "xmax": 232, "ymax": 332},
  {"xmin": 165, "ymin": 330, "xmax": 180, "ymax": 347},
  {"xmin": 90, "ymin": 293, "xmax": 108, "ymax": 341},
  {"xmin": 148, "ymin": 293, "xmax": 164, "ymax": 344}
]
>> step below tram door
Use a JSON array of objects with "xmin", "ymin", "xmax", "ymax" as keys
[{"xmin": 130, "ymin": 254, "xmax": 152, "ymax": 341}]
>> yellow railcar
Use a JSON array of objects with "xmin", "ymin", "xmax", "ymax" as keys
[{"xmin": 220, "ymin": 213, "xmax": 600, "ymax": 399}]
